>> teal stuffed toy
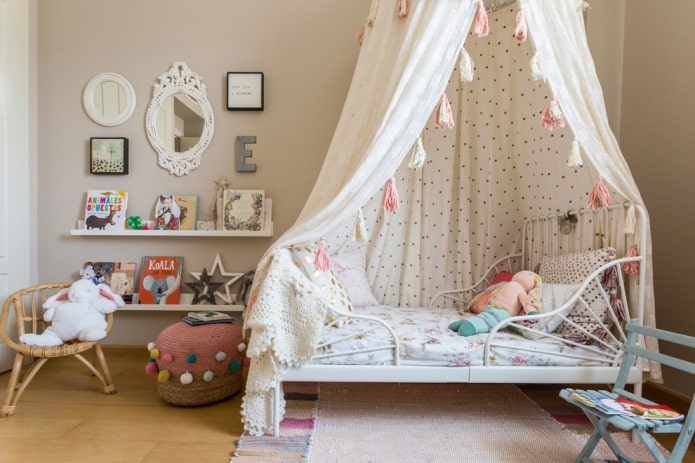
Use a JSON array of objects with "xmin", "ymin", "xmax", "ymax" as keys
[{"xmin": 449, "ymin": 271, "xmax": 542, "ymax": 336}]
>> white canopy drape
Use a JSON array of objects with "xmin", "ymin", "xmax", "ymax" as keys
[{"xmin": 242, "ymin": 0, "xmax": 658, "ymax": 436}]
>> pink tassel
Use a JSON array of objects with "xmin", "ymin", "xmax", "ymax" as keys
[
  {"xmin": 314, "ymin": 237, "xmax": 331, "ymax": 271},
  {"xmin": 383, "ymin": 177, "xmax": 400, "ymax": 212},
  {"xmin": 541, "ymin": 97, "xmax": 565, "ymax": 131},
  {"xmin": 587, "ymin": 177, "xmax": 611, "ymax": 210},
  {"xmin": 397, "ymin": 0, "xmax": 409, "ymax": 18},
  {"xmin": 621, "ymin": 244, "xmax": 641, "ymax": 275},
  {"xmin": 356, "ymin": 23, "xmax": 366, "ymax": 45},
  {"xmin": 610, "ymin": 291, "xmax": 629, "ymax": 323},
  {"xmin": 473, "ymin": 0, "xmax": 489, "ymax": 37},
  {"xmin": 514, "ymin": 9, "xmax": 528, "ymax": 43},
  {"xmin": 434, "ymin": 94, "xmax": 455, "ymax": 129}
]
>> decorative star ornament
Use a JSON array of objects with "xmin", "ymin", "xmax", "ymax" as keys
[
  {"xmin": 185, "ymin": 268, "xmax": 223, "ymax": 304},
  {"xmin": 190, "ymin": 254, "xmax": 243, "ymax": 304}
]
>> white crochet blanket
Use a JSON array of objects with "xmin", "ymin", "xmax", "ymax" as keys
[{"xmin": 241, "ymin": 247, "xmax": 328, "ymax": 436}]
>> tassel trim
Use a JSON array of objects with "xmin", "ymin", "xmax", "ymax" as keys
[
  {"xmin": 624, "ymin": 204, "xmax": 636, "ymax": 234},
  {"xmin": 352, "ymin": 208, "xmax": 368, "ymax": 242},
  {"xmin": 473, "ymin": 0, "xmax": 489, "ymax": 37},
  {"xmin": 459, "ymin": 47, "xmax": 474, "ymax": 82},
  {"xmin": 434, "ymin": 93, "xmax": 455, "ymax": 129},
  {"xmin": 587, "ymin": 177, "xmax": 611, "ymax": 210},
  {"xmin": 541, "ymin": 97, "xmax": 565, "ymax": 131},
  {"xmin": 514, "ymin": 9, "xmax": 528, "ymax": 43},
  {"xmin": 383, "ymin": 177, "xmax": 400, "ymax": 212},
  {"xmin": 567, "ymin": 139, "xmax": 583, "ymax": 167},
  {"xmin": 396, "ymin": 0, "xmax": 409, "ymax": 18},
  {"xmin": 408, "ymin": 137, "xmax": 427, "ymax": 169},
  {"xmin": 356, "ymin": 2, "xmax": 380, "ymax": 45},
  {"xmin": 530, "ymin": 54, "xmax": 545, "ymax": 82},
  {"xmin": 314, "ymin": 237, "xmax": 331, "ymax": 271},
  {"xmin": 621, "ymin": 244, "xmax": 641, "ymax": 275}
]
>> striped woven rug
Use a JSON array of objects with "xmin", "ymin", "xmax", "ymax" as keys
[{"xmin": 232, "ymin": 382, "xmax": 668, "ymax": 462}]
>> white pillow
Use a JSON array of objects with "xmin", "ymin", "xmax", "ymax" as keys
[
  {"xmin": 541, "ymin": 283, "xmax": 581, "ymax": 333},
  {"xmin": 331, "ymin": 249, "xmax": 380, "ymax": 308}
]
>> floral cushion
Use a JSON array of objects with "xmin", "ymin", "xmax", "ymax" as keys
[
  {"xmin": 290, "ymin": 245, "xmax": 353, "ymax": 325},
  {"xmin": 537, "ymin": 247, "xmax": 616, "ymax": 343},
  {"xmin": 331, "ymin": 249, "xmax": 380, "ymax": 308}
]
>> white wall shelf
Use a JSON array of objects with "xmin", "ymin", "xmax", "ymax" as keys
[
  {"xmin": 69, "ymin": 226, "xmax": 272, "ymax": 237},
  {"xmin": 118, "ymin": 304, "xmax": 245, "ymax": 312}
]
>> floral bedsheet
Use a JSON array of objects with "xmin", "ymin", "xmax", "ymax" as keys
[{"xmin": 313, "ymin": 305, "xmax": 605, "ymax": 367}]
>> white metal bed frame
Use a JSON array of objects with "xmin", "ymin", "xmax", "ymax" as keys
[{"xmin": 272, "ymin": 203, "xmax": 648, "ymax": 436}]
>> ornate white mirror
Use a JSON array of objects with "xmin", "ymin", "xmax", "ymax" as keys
[
  {"xmin": 145, "ymin": 62, "xmax": 214, "ymax": 176},
  {"xmin": 83, "ymin": 72, "xmax": 136, "ymax": 126}
]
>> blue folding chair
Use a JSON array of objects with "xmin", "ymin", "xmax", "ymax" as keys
[{"xmin": 560, "ymin": 319, "xmax": 695, "ymax": 463}]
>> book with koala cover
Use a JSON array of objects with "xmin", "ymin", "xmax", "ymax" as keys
[
  {"xmin": 136, "ymin": 256, "xmax": 183, "ymax": 305},
  {"xmin": 83, "ymin": 190, "xmax": 128, "ymax": 230}
]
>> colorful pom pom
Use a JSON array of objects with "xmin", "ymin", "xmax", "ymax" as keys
[
  {"xmin": 145, "ymin": 361, "xmax": 158, "ymax": 375},
  {"xmin": 157, "ymin": 370, "xmax": 170, "ymax": 382},
  {"xmin": 161, "ymin": 353, "xmax": 173, "ymax": 363},
  {"xmin": 237, "ymin": 343, "xmax": 247, "ymax": 352},
  {"xmin": 180, "ymin": 372, "xmax": 193, "ymax": 384},
  {"xmin": 215, "ymin": 351, "xmax": 227, "ymax": 361},
  {"xmin": 149, "ymin": 349, "xmax": 160, "ymax": 359},
  {"xmin": 203, "ymin": 370, "xmax": 214, "ymax": 382},
  {"xmin": 229, "ymin": 360, "xmax": 242, "ymax": 372},
  {"xmin": 242, "ymin": 357, "xmax": 251, "ymax": 367},
  {"xmin": 186, "ymin": 354, "xmax": 197, "ymax": 364},
  {"xmin": 147, "ymin": 342, "xmax": 156, "ymax": 351}
]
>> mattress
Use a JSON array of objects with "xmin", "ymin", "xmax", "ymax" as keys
[{"xmin": 312, "ymin": 305, "xmax": 608, "ymax": 367}]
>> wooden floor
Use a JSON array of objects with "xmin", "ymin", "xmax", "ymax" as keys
[{"xmin": 0, "ymin": 346, "xmax": 692, "ymax": 462}]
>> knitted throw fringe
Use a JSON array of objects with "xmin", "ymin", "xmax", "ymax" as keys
[
  {"xmin": 459, "ymin": 47, "xmax": 474, "ymax": 82},
  {"xmin": 434, "ymin": 93, "xmax": 454, "ymax": 129},
  {"xmin": 314, "ymin": 237, "xmax": 331, "ymax": 271},
  {"xmin": 567, "ymin": 139, "xmax": 583, "ymax": 167},
  {"xmin": 514, "ymin": 9, "xmax": 528, "ymax": 43},
  {"xmin": 383, "ymin": 177, "xmax": 400, "ymax": 212},
  {"xmin": 408, "ymin": 137, "xmax": 427, "ymax": 169},
  {"xmin": 397, "ymin": 0, "xmax": 408, "ymax": 18},
  {"xmin": 587, "ymin": 177, "xmax": 611, "ymax": 210},
  {"xmin": 624, "ymin": 204, "xmax": 636, "ymax": 234},
  {"xmin": 621, "ymin": 244, "xmax": 641, "ymax": 275},
  {"xmin": 473, "ymin": 0, "xmax": 489, "ymax": 37}
]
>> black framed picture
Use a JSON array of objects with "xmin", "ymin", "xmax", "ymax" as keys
[
  {"xmin": 227, "ymin": 72, "xmax": 264, "ymax": 111},
  {"xmin": 90, "ymin": 137, "xmax": 129, "ymax": 175}
]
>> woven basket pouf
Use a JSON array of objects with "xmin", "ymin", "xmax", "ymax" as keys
[{"xmin": 145, "ymin": 321, "xmax": 245, "ymax": 406}]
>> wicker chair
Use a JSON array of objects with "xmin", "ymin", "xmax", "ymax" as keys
[{"xmin": 0, "ymin": 283, "xmax": 116, "ymax": 416}]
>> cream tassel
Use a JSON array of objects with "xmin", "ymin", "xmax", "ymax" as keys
[
  {"xmin": 434, "ymin": 93, "xmax": 455, "ymax": 129},
  {"xmin": 352, "ymin": 208, "xmax": 368, "ymax": 242},
  {"xmin": 567, "ymin": 139, "xmax": 583, "ymax": 167},
  {"xmin": 624, "ymin": 204, "xmax": 636, "ymax": 235},
  {"xmin": 459, "ymin": 47, "xmax": 474, "ymax": 83},
  {"xmin": 408, "ymin": 137, "xmax": 427, "ymax": 169},
  {"xmin": 530, "ymin": 54, "xmax": 545, "ymax": 82}
]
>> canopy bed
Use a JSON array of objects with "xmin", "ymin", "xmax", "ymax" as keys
[{"xmin": 240, "ymin": 0, "xmax": 659, "ymax": 437}]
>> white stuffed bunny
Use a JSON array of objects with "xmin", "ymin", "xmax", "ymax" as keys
[{"xmin": 20, "ymin": 279, "xmax": 125, "ymax": 347}]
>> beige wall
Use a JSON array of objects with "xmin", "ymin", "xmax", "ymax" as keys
[
  {"xmin": 621, "ymin": 0, "xmax": 695, "ymax": 396},
  {"xmin": 36, "ymin": 0, "xmax": 369, "ymax": 343}
]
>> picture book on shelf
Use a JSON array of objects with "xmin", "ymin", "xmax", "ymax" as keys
[
  {"xmin": 173, "ymin": 194, "xmax": 198, "ymax": 230},
  {"xmin": 136, "ymin": 256, "xmax": 184, "ymax": 305},
  {"xmin": 84, "ymin": 190, "xmax": 128, "ymax": 230},
  {"xmin": 80, "ymin": 261, "xmax": 137, "ymax": 304},
  {"xmin": 181, "ymin": 311, "xmax": 236, "ymax": 325},
  {"xmin": 153, "ymin": 194, "xmax": 181, "ymax": 230},
  {"xmin": 223, "ymin": 189, "xmax": 265, "ymax": 232}
]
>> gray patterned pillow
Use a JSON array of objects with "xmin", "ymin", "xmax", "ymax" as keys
[{"xmin": 538, "ymin": 247, "xmax": 616, "ymax": 344}]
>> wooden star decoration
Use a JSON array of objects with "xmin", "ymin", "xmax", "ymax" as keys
[
  {"xmin": 190, "ymin": 254, "xmax": 243, "ymax": 304},
  {"xmin": 185, "ymin": 268, "xmax": 223, "ymax": 304}
]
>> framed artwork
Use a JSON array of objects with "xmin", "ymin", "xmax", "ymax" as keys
[
  {"xmin": 90, "ymin": 137, "xmax": 129, "ymax": 174},
  {"xmin": 227, "ymin": 72, "xmax": 264, "ymax": 111}
]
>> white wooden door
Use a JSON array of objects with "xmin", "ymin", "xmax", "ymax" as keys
[{"xmin": 0, "ymin": 0, "xmax": 32, "ymax": 372}]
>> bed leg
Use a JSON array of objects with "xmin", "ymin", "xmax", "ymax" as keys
[{"xmin": 273, "ymin": 384, "xmax": 281, "ymax": 437}]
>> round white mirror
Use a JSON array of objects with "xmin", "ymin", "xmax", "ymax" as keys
[
  {"xmin": 83, "ymin": 72, "xmax": 136, "ymax": 126},
  {"xmin": 145, "ymin": 62, "xmax": 214, "ymax": 176}
]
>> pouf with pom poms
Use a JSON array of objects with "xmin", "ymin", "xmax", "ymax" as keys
[{"xmin": 146, "ymin": 321, "xmax": 244, "ymax": 406}]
